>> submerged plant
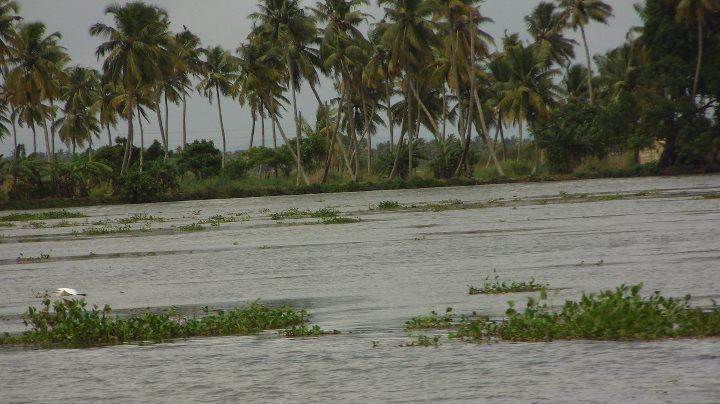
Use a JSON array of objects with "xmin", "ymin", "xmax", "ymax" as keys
[
  {"xmin": 269, "ymin": 207, "xmax": 340, "ymax": 221},
  {"xmin": 281, "ymin": 324, "xmax": 340, "ymax": 337},
  {"xmin": 320, "ymin": 216, "xmax": 361, "ymax": 225},
  {"xmin": 373, "ymin": 201, "xmax": 402, "ymax": 210},
  {"xmin": 16, "ymin": 252, "xmax": 51, "ymax": 264},
  {"xmin": 403, "ymin": 335, "xmax": 441, "ymax": 347},
  {"xmin": 404, "ymin": 308, "xmax": 454, "ymax": 330},
  {"xmin": 72, "ymin": 224, "xmax": 133, "ymax": 236},
  {"xmin": 118, "ymin": 214, "xmax": 166, "ymax": 224},
  {"xmin": 177, "ymin": 223, "xmax": 205, "ymax": 232},
  {"xmin": 0, "ymin": 222, "xmax": 14, "ymax": 227},
  {"xmin": 1, "ymin": 299, "xmax": 314, "ymax": 347}
]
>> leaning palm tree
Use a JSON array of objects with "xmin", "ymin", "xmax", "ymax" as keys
[
  {"xmin": 90, "ymin": 2, "xmax": 172, "ymax": 174},
  {"xmin": 525, "ymin": 2, "xmax": 576, "ymax": 66},
  {"xmin": 5, "ymin": 22, "xmax": 68, "ymax": 162},
  {"xmin": 196, "ymin": 46, "xmax": 238, "ymax": 168},
  {"xmin": 675, "ymin": 0, "xmax": 720, "ymax": 101},
  {"xmin": 555, "ymin": 0, "xmax": 613, "ymax": 104}
]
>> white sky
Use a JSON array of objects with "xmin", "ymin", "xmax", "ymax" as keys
[{"xmin": 4, "ymin": 0, "xmax": 641, "ymax": 155}]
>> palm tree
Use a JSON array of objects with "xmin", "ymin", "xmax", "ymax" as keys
[
  {"xmin": 5, "ymin": 22, "xmax": 68, "ymax": 162},
  {"xmin": 55, "ymin": 66, "xmax": 101, "ymax": 153},
  {"xmin": 556, "ymin": 0, "xmax": 613, "ymax": 104},
  {"xmin": 0, "ymin": 0, "xmax": 20, "ymax": 62},
  {"xmin": 196, "ymin": 46, "xmax": 238, "ymax": 168},
  {"xmin": 174, "ymin": 29, "xmax": 202, "ymax": 150},
  {"xmin": 97, "ymin": 82, "xmax": 120, "ymax": 146},
  {"xmin": 525, "ymin": 2, "xmax": 576, "ymax": 66},
  {"xmin": 378, "ymin": 0, "xmax": 438, "ymax": 177},
  {"xmin": 674, "ymin": 0, "xmax": 720, "ymax": 101},
  {"xmin": 560, "ymin": 63, "xmax": 589, "ymax": 103},
  {"xmin": 90, "ymin": 2, "xmax": 172, "ymax": 174}
]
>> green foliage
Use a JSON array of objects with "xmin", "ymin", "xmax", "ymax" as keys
[
  {"xmin": 0, "ymin": 299, "xmax": 308, "ymax": 347},
  {"xmin": 72, "ymin": 224, "xmax": 132, "ymax": 236},
  {"xmin": 222, "ymin": 158, "xmax": 249, "ymax": 180},
  {"xmin": 269, "ymin": 207, "xmax": 340, "ymax": 220},
  {"xmin": 281, "ymin": 324, "xmax": 340, "ymax": 337},
  {"xmin": 451, "ymin": 285, "xmax": 720, "ymax": 342},
  {"xmin": 469, "ymin": 277, "xmax": 547, "ymax": 295},
  {"xmin": 0, "ymin": 210, "xmax": 85, "ymax": 222},
  {"xmin": 403, "ymin": 335, "xmax": 441, "ymax": 347},
  {"xmin": 178, "ymin": 140, "xmax": 222, "ymax": 179},
  {"xmin": 404, "ymin": 308, "xmax": 454, "ymax": 330},
  {"xmin": 178, "ymin": 223, "xmax": 205, "ymax": 232},
  {"xmin": 428, "ymin": 136, "xmax": 463, "ymax": 179},
  {"xmin": 118, "ymin": 170, "xmax": 164, "ymax": 203},
  {"xmin": 320, "ymin": 216, "xmax": 361, "ymax": 225},
  {"xmin": 374, "ymin": 200, "xmax": 401, "ymax": 210}
]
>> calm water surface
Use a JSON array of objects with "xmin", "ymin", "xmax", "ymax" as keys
[{"xmin": 1, "ymin": 175, "xmax": 719, "ymax": 402}]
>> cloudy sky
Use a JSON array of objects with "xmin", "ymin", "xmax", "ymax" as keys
[{"xmin": 6, "ymin": 0, "xmax": 641, "ymax": 155}]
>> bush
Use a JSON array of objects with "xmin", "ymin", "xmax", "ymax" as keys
[
  {"xmin": 118, "ymin": 170, "xmax": 164, "ymax": 203},
  {"xmin": 222, "ymin": 158, "xmax": 249, "ymax": 180},
  {"xmin": 178, "ymin": 140, "xmax": 222, "ymax": 178},
  {"xmin": 146, "ymin": 159, "xmax": 179, "ymax": 192}
]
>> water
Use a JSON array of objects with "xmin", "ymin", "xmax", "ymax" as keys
[{"xmin": 1, "ymin": 175, "xmax": 719, "ymax": 402}]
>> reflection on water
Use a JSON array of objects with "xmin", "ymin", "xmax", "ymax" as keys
[{"xmin": 1, "ymin": 174, "xmax": 719, "ymax": 402}]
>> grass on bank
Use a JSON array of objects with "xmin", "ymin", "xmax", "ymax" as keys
[
  {"xmin": 447, "ymin": 285, "xmax": 720, "ymax": 342},
  {"xmin": 0, "ymin": 298, "xmax": 320, "ymax": 347}
]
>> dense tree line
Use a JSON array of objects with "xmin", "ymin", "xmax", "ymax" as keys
[{"xmin": 0, "ymin": 0, "xmax": 718, "ymax": 203}]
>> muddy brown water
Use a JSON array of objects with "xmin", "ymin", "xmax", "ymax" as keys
[{"xmin": 1, "ymin": 175, "xmax": 719, "ymax": 402}]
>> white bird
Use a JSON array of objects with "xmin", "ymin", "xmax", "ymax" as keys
[{"xmin": 51, "ymin": 288, "xmax": 86, "ymax": 297}]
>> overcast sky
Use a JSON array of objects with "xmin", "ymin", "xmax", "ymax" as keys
[{"xmin": 5, "ymin": 0, "xmax": 641, "ymax": 155}]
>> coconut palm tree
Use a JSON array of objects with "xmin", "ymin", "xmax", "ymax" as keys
[
  {"xmin": 378, "ymin": 0, "xmax": 438, "ymax": 177},
  {"xmin": 0, "ymin": 0, "xmax": 20, "ymax": 62},
  {"xmin": 560, "ymin": 63, "xmax": 589, "ymax": 103},
  {"xmin": 196, "ymin": 46, "xmax": 238, "ymax": 168},
  {"xmin": 5, "ymin": 22, "xmax": 68, "ymax": 162},
  {"xmin": 55, "ymin": 66, "xmax": 101, "ymax": 153},
  {"xmin": 525, "ymin": 2, "xmax": 576, "ymax": 66},
  {"xmin": 97, "ymin": 82, "xmax": 120, "ymax": 146},
  {"xmin": 174, "ymin": 29, "xmax": 202, "ymax": 150},
  {"xmin": 674, "ymin": 0, "xmax": 720, "ymax": 101},
  {"xmin": 90, "ymin": 2, "xmax": 172, "ymax": 174},
  {"xmin": 556, "ymin": 0, "xmax": 613, "ymax": 104}
]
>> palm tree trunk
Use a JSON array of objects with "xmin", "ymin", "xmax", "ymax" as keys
[
  {"xmin": 498, "ymin": 111, "xmax": 507, "ymax": 160},
  {"xmin": 410, "ymin": 82, "xmax": 441, "ymax": 141},
  {"xmin": 49, "ymin": 99, "xmax": 56, "ymax": 160},
  {"xmin": 580, "ymin": 24, "xmax": 595, "ymax": 104},
  {"xmin": 260, "ymin": 104, "xmax": 266, "ymax": 147},
  {"xmin": 455, "ymin": 31, "xmax": 478, "ymax": 177},
  {"xmin": 441, "ymin": 85, "xmax": 447, "ymax": 141},
  {"xmin": 215, "ymin": 83, "xmax": 227, "ymax": 169},
  {"xmin": 164, "ymin": 92, "xmax": 170, "ymax": 158},
  {"xmin": 41, "ymin": 117, "xmax": 52, "ymax": 163},
  {"xmin": 407, "ymin": 81, "xmax": 413, "ymax": 178},
  {"xmin": 10, "ymin": 107, "xmax": 17, "ymax": 159},
  {"xmin": 388, "ymin": 131, "xmax": 405, "ymax": 180},
  {"xmin": 473, "ymin": 89, "xmax": 504, "ymax": 176},
  {"xmin": 156, "ymin": 107, "xmax": 167, "ymax": 160},
  {"xmin": 385, "ymin": 67, "xmax": 394, "ymax": 147},
  {"xmin": 72, "ymin": 138, "xmax": 76, "ymax": 155},
  {"xmin": 121, "ymin": 91, "xmax": 135, "ymax": 175},
  {"xmin": 137, "ymin": 108, "xmax": 144, "ymax": 172},
  {"xmin": 322, "ymin": 86, "xmax": 353, "ymax": 183},
  {"xmin": 361, "ymin": 92, "xmax": 372, "ymax": 176},
  {"xmin": 692, "ymin": 22, "xmax": 703, "ymax": 102},
  {"xmin": 106, "ymin": 124, "xmax": 112, "ymax": 146},
  {"xmin": 182, "ymin": 93, "xmax": 188, "ymax": 150},
  {"xmin": 249, "ymin": 110, "xmax": 256, "ymax": 149},
  {"xmin": 517, "ymin": 120, "xmax": 523, "ymax": 161},
  {"xmin": 265, "ymin": 97, "xmax": 310, "ymax": 185},
  {"xmin": 296, "ymin": 111, "xmax": 302, "ymax": 185},
  {"xmin": 32, "ymin": 127, "xmax": 37, "ymax": 155},
  {"xmin": 288, "ymin": 60, "xmax": 304, "ymax": 183}
]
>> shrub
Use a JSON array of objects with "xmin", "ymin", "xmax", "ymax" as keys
[
  {"xmin": 178, "ymin": 140, "xmax": 222, "ymax": 179},
  {"xmin": 118, "ymin": 170, "xmax": 164, "ymax": 203},
  {"xmin": 222, "ymin": 158, "xmax": 249, "ymax": 180}
]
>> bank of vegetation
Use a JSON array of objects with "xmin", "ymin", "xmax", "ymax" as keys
[{"xmin": 0, "ymin": 0, "xmax": 718, "ymax": 209}]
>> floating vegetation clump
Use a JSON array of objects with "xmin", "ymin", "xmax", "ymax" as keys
[
  {"xmin": 16, "ymin": 252, "xmax": 51, "ymax": 264},
  {"xmin": 320, "ymin": 216, "xmax": 361, "ymax": 225},
  {"xmin": 449, "ymin": 285, "xmax": 720, "ymax": 342},
  {"xmin": 425, "ymin": 199, "xmax": 464, "ymax": 212},
  {"xmin": 281, "ymin": 324, "xmax": 340, "ymax": 337},
  {"xmin": 118, "ymin": 213, "xmax": 165, "ymax": 224},
  {"xmin": 373, "ymin": 200, "xmax": 402, "ymax": 210},
  {"xmin": 73, "ymin": 224, "xmax": 132, "ymax": 236},
  {"xmin": 198, "ymin": 214, "xmax": 244, "ymax": 227},
  {"xmin": 0, "ymin": 299, "xmax": 311, "ymax": 347},
  {"xmin": 469, "ymin": 276, "xmax": 547, "ymax": 295},
  {"xmin": 269, "ymin": 207, "xmax": 340, "ymax": 221},
  {"xmin": 0, "ymin": 222, "xmax": 14, "ymax": 227},
  {"xmin": 0, "ymin": 210, "xmax": 86, "ymax": 222},
  {"xmin": 402, "ymin": 335, "xmax": 441, "ymax": 347},
  {"xmin": 178, "ymin": 223, "xmax": 205, "ymax": 232},
  {"xmin": 404, "ymin": 308, "xmax": 454, "ymax": 330}
]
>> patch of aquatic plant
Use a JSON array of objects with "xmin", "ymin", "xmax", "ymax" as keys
[
  {"xmin": 700, "ymin": 192, "xmax": 720, "ymax": 199},
  {"xmin": 402, "ymin": 335, "xmax": 441, "ymax": 347},
  {"xmin": 451, "ymin": 285, "xmax": 720, "ymax": 342},
  {"xmin": 118, "ymin": 213, "xmax": 165, "ymax": 224},
  {"xmin": 72, "ymin": 224, "xmax": 132, "ymax": 236},
  {"xmin": 29, "ymin": 221, "xmax": 48, "ymax": 228},
  {"xmin": 281, "ymin": 324, "xmax": 340, "ymax": 337},
  {"xmin": 404, "ymin": 308, "xmax": 455, "ymax": 330},
  {"xmin": 177, "ymin": 223, "xmax": 205, "ymax": 232},
  {"xmin": 373, "ymin": 200, "xmax": 402, "ymax": 210},
  {"xmin": 425, "ymin": 199, "xmax": 464, "ymax": 212},
  {"xmin": 0, "ymin": 210, "xmax": 86, "ymax": 222},
  {"xmin": 320, "ymin": 216, "xmax": 361, "ymax": 225},
  {"xmin": 269, "ymin": 207, "xmax": 340, "ymax": 221},
  {"xmin": 16, "ymin": 252, "xmax": 51, "ymax": 264},
  {"xmin": 469, "ymin": 276, "xmax": 547, "ymax": 295},
  {"xmin": 0, "ymin": 222, "xmax": 14, "ymax": 227},
  {"xmin": 198, "ymin": 214, "xmax": 240, "ymax": 227},
  {"xmin": 0, "ymin": 299, "xmax": 309, "ymax": 347}
]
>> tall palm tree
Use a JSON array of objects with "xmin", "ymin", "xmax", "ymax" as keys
[
  {"xmin": 90, "ymin": 2, "xmax": 172, "ymax": 174},
  {"xmin": 674, "ymin": 0, "xmax": 720, "ymax": 101},
  {"xmin": 196, "ymin": 46, "xmax": 238, "ymax": 168},
  {"xmin": 556, "ymin": 0, "xmax": 613, "ymax": 104},
  {"xmin": 525, "ymin": 2, "xmax": 576, "ymax": 66},
  {"xmin": 174, "ymin": 29, "xmax": 202, "ymax": 150},
  {"xmin": 6, "ymin": 22, "xmax": 68, "ymax": 162},
  {"xmin": 378, "ymin": 0, "xmax": 438, "ymax": 177},
  {"xmin": 55, "ymin": 66, "xmax": 101, "ymax": 153}
]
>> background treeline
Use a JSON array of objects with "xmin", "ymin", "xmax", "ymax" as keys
[{"xmin": 0, "ymin": 0, "xmax": 718, "ymax": 205}]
